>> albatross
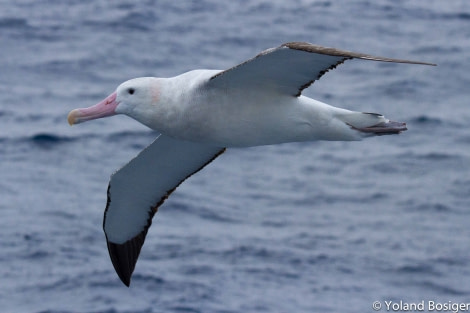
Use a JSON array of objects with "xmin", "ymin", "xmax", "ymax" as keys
[{"xmin": 67, "ymin": 42, "xmax": 435, "ymax": 286}]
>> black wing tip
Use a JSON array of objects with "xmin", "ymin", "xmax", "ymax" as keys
[
  {"xmin": 107, "ymin": 241, "xmax": 134, "ymax": 286},
  {"xmin": 106, "ymin": 232, "xmax": 147, "ymax": 287}
]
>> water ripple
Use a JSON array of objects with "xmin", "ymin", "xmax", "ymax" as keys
[{"xmin": 0, "ymin": 17, "xmax": 29, "ymax": 28}]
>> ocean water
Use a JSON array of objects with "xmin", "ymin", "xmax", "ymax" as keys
[{"xmin": 1, "ymin": 0, "xmax": 469, "ymax": 312}]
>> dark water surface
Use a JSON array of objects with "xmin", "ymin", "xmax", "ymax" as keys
[{"xmin": 1, "ymin": 1, "xmax": 469, "ymax": 312}]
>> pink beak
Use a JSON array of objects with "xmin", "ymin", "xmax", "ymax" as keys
[{"xmin": 68, "ymin": 92, "xmax": 119, "ymax": 125}]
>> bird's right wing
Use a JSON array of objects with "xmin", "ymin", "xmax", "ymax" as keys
[
  {"xmin": 207, "ymin": 42, "xmax": 436, "ymax": 97},
  {"xmin": 103, "ymin": 134, "xmax": 225, "ymax": 286}
]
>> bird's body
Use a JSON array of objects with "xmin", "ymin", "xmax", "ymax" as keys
[
  {"xmin": 120, "ymin": 70, "xmax": 381, "ymax": 147},
  {"xmin": 67, "ymin": 42, "xmax": 435, "ymax": 286}
]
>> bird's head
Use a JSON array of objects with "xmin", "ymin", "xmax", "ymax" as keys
[{"xmin": 67, "ymin": 77, "xmax": 160, "ymax": 126}]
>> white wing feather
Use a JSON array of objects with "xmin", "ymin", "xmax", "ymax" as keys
[{"xmin": 103, "ymin": 134, "xmax": 224, "ymax": 286}]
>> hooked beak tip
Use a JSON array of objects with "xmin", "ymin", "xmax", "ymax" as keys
[{"xmin": 67, "ymin": 110, "xmax": 78, "ymax": 126}]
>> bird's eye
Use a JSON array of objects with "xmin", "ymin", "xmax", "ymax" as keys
[{"xmin": 128, "ymin": 88, "xmax": 135, "ymax": 95}]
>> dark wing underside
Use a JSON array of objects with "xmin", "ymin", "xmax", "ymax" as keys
[
  {"xmin": 103, "ymin": 135, "xmax": 225, "ymax": 286},
  {"xmin": 207, "ymin": 42, "xmax": 435, "ymax": 97}
]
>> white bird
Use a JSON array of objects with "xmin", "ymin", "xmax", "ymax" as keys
[{"xmin": 67, "ymin": 42, "xmax": 435, "ymax": 286}]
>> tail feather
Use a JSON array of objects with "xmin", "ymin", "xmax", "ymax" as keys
[
  {"xmin": 350, "ymin": 120, "xmax": 407, "ymax": 135},
  {"xmin": 338, "ymin": 112, "xmax": 407, "ymax": 135}
]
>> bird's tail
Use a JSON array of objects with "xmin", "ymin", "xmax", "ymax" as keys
[{"xmin": 338, "ymin": 112, "xmax": 407, "ymax": 135}]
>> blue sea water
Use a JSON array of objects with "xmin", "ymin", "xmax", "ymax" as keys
[{"xmin": 1, "ymin": 0, "xmax": 470, "ymax": 312}]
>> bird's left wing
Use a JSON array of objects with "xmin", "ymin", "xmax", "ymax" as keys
[
  {"xmin": 207, "ymin": 42, "xmax": 435, "ymax": 97},
  {"xmin": 103, "ymin": 134, "xmax": 225, "ymax": 286}
]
